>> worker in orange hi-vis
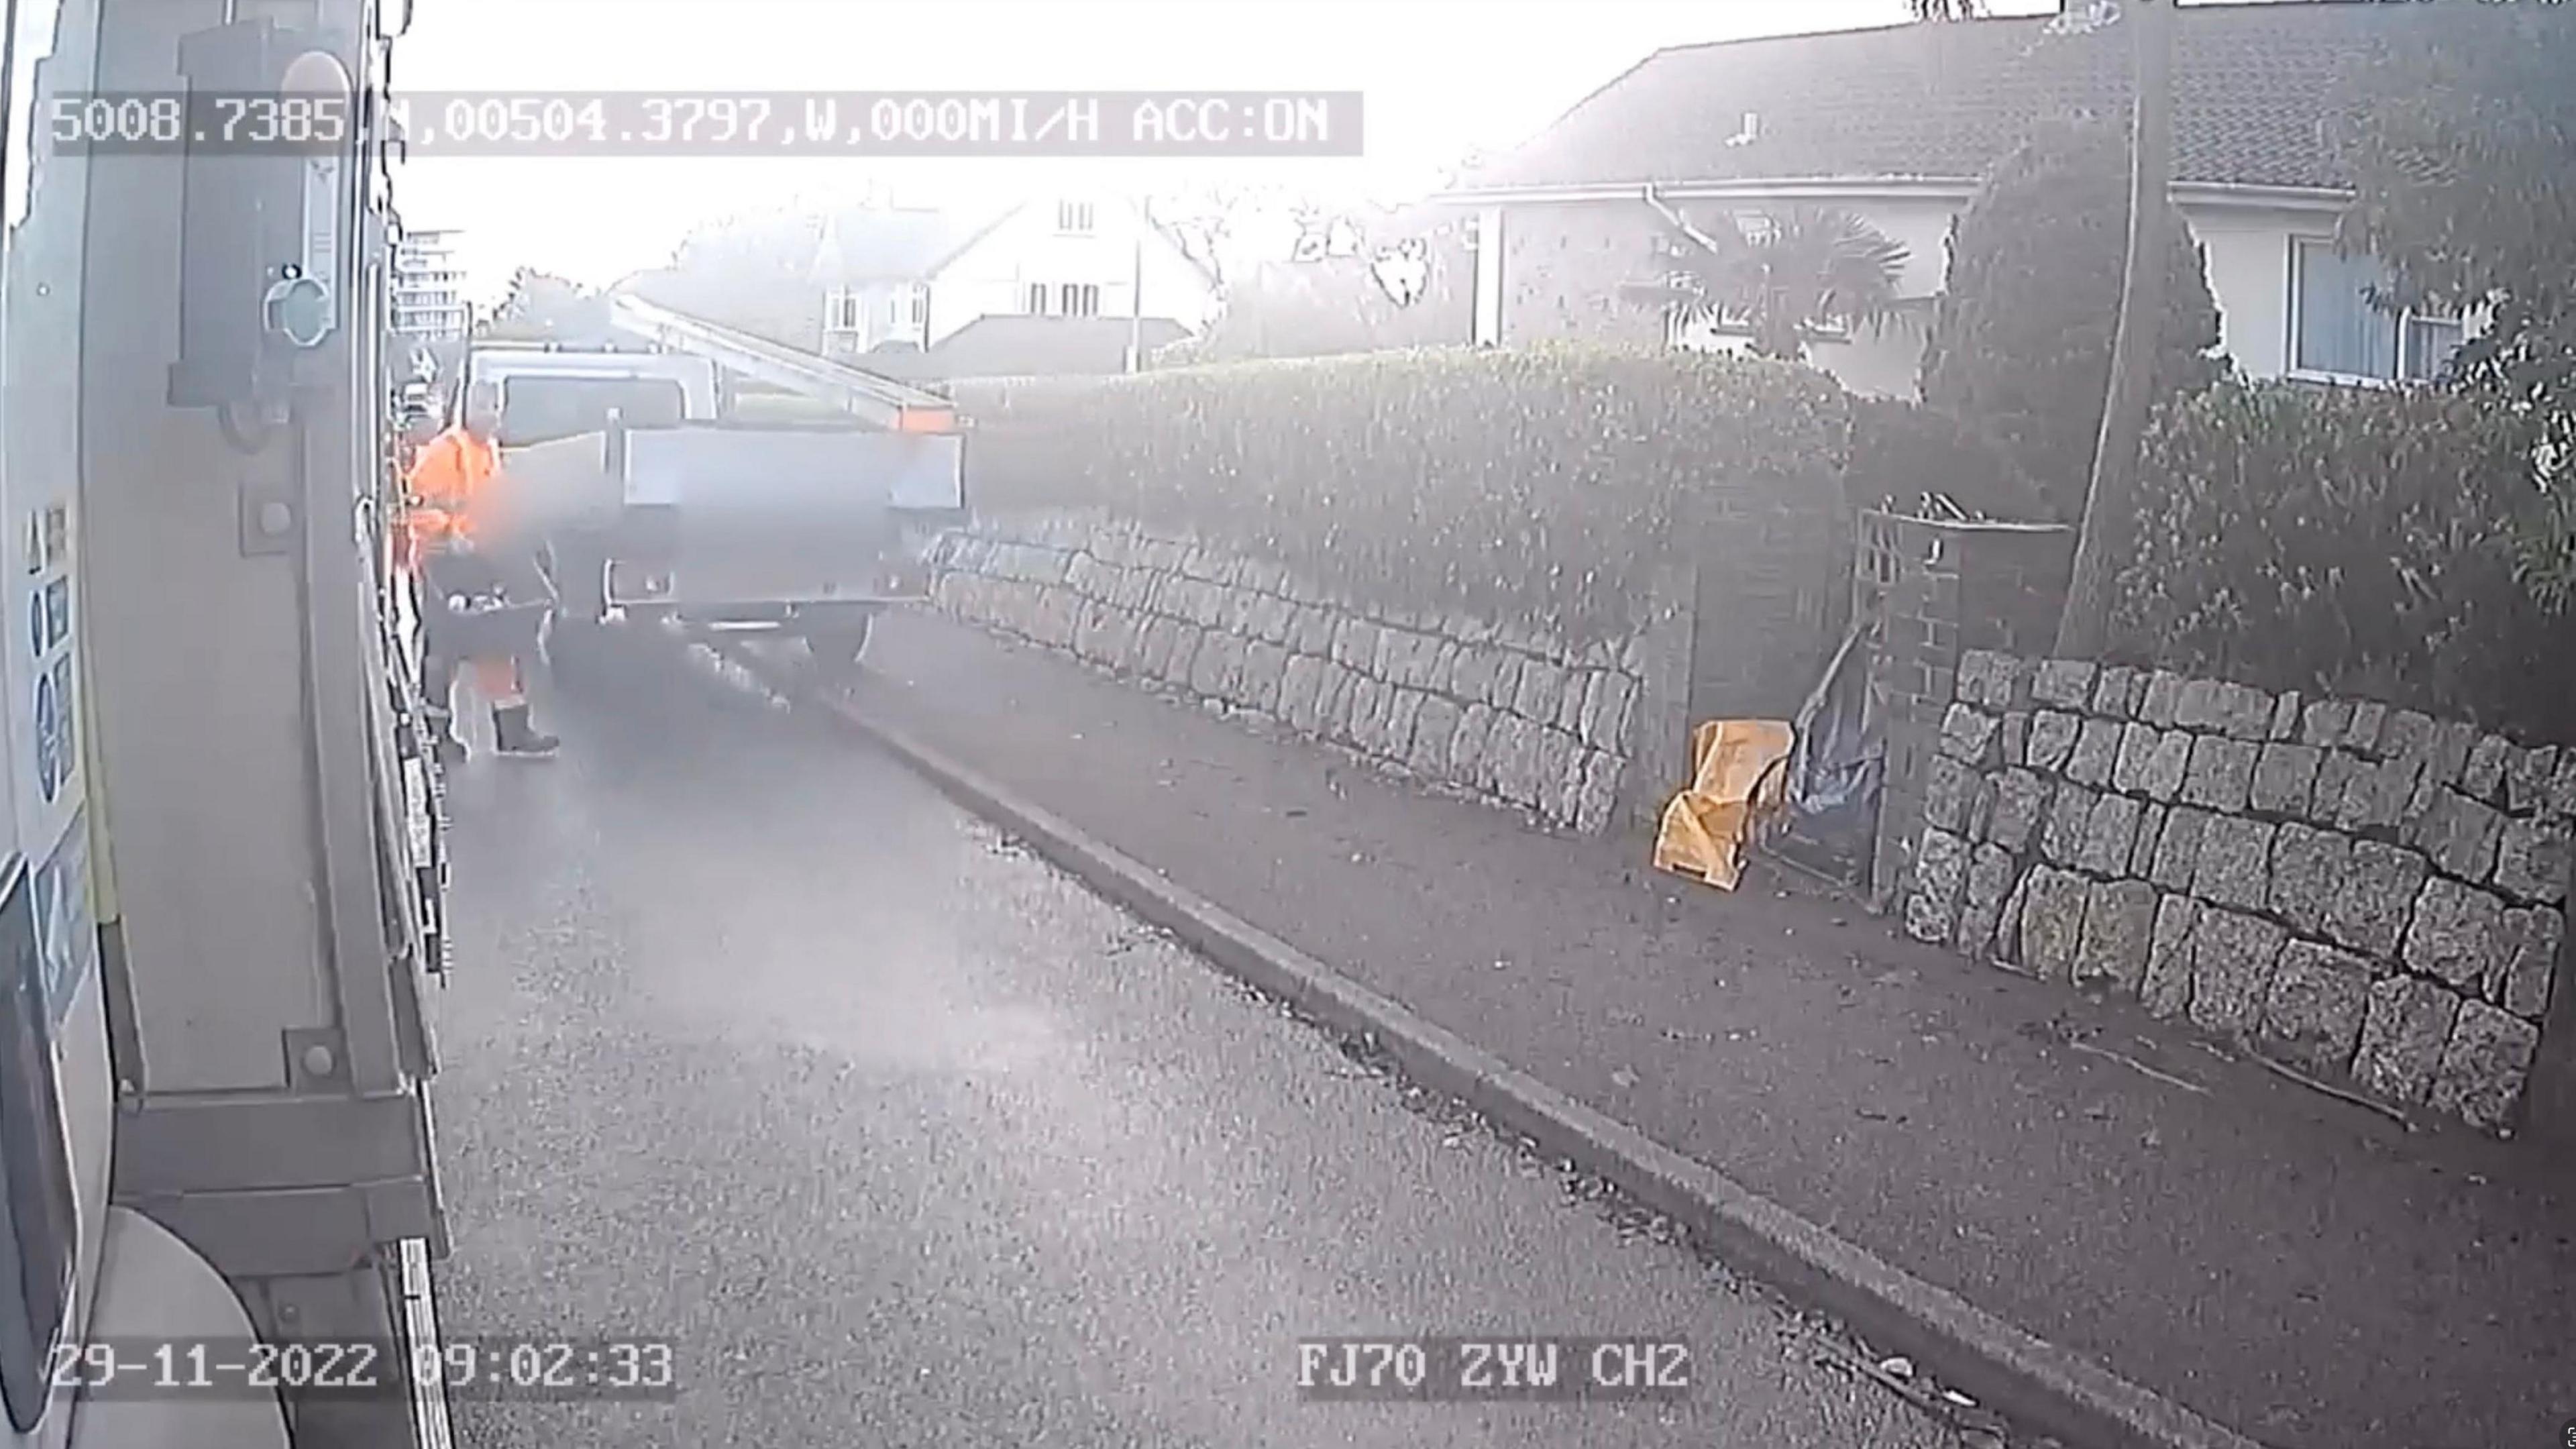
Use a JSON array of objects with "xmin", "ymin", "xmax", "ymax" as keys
[{"xmin": 405, "ymin": 382, "xmax": 561, "ymax": 760}]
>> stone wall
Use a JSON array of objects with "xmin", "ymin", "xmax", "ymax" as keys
[
  {"xmin": 926, "ymin": 511, "xmax": 1655, "ymax": 833},
  {"xmin": 1906, "ymin": 652, "xmax": 2575, "ymax": 1134}
]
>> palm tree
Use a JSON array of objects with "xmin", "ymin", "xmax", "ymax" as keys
[{"xmin": 1621, "ymin": 202, "xmax": 1909, "ymax": 362}]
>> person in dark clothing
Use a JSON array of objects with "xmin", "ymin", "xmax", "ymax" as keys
[{"xmin": 404, "ymin": 383, "xmax": 559, "ymax": 758}]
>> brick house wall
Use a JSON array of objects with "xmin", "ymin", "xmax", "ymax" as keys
[{"xmin": 1496, "ymin": 202, "xmax": 1668, "ymax": 348}]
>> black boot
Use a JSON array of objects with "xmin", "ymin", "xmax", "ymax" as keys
[{"xmin": 492, "ymin": 704, "xmax": 559, "ymax": 757}]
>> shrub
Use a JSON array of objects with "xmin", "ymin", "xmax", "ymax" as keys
[
  {"xmin": 2329, "ymin": 6, "xmax": 2576, "ymax": 619},
  {"xmin": 1181, "ymin": 244, "xmax": 1473, "ymax": 363},
  {"xmin": 1843, "ymin": 396, "xmax": 2043, "ymax": 522},
  {"xmin": 2113, "ymin": 379, "xmax": 2576, "ymax": 742},
  {"xmin": 1918, "ymin": 121, "xmax": 2223, "ymax": 522},
  {"xmin": 954, "ymin": 344, "xmax": 1853, "ymax": 649}
]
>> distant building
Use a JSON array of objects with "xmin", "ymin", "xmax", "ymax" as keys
[
  {"xmin": 859, "ymin": 315, "xmax": 1193, "ymax": 384},
  {"xmin": 620, "ymin": 196, "xmax": 1222, "ymax": 379},
  {"xmin": 813, "ymin": 196, "xmax": 1221, "ymax": 367},
  {"xmin": 392, "ymin": 227, "xmax": 470, "ymax": 343},
  {"xmin": 1438, "ymin": 3, "xmax": 2485, "ymax": 396}
]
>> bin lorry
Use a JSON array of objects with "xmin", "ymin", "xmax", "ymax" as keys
[
  {"xmin": 0, "ymin": 1, "xmax": 452, "ymax": 1446},
  {"xmin": 465, "ymin": 294, "xmax": 969, "ymax": 670}
]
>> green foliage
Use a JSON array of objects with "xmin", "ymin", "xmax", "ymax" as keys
[
  {"xmin": 2516, "ymin": 487, "xmax": 2576, "ymax": 616},
  {"xmin": 1919, "ymin": 121, "xmax": 2222, "ymax": 522},
  {"xmin": 2113, "ymin": 379, "xmax": 2576, "ymax": 743},
  {"xmin": 1844, "ymin": 396, "xmax": 2042, "ymax": 522},
  {"xmin": 1621, "ymin": 206, "xmax": 1909, "ymax": 362},
  {"xmin": 2328, "ymin": 5, "xmax": 2576, "ymax": 607},
  {"xmin": 621, "ymin": 209, "xmax": 830, "ymax": 352},
  {"xmin": 479, "ymin": 268, "xmax": 610, "ymax": 343},
  {"xmin": 2328, "ymin": 6, "xmax": 2572, "ymax": 323},
  {"xmin": 953, "ymin": 345, "xmax": 1853, "ymax": 647},
  {"xmin": 1178, "ymin": 211, "xmax": 1474, "ymax": 364}
]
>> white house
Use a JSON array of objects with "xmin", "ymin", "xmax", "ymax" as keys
[
  {"xmin": 812, "ymin": 195, "xmax": 1221, "ymax": 375},
  {"xmin": 1437, "ymin": 4, "xmax": 2479, "ymax": 396}
]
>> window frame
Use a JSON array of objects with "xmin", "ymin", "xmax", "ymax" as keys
[
  {"xmin": 1059, "ymin": 282, "xmax": 1099, "ymax": 318},
  {"xmin": 1055, "ymin": 199, "xmax": 1095, "ymax": 235},
  {"xmin": 2286, "ymin": 234, "xmax": 2464, "ymax": 388},
  {"xmin": 822, "ymin": 287, "xmax": 863, "ymax": 335},
  {"xmin": 494, "ymin": 374, "xmax": 689, "ymax": 447}
]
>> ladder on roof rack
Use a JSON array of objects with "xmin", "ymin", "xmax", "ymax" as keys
[{"xmin": 605, "ymin": 293, "xmax": 959, "ymax": 434}]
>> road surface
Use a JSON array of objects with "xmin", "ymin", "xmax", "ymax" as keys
[{"xmin": 423, "ymin": 626, "xmax": 1970, "ymax": 1449}]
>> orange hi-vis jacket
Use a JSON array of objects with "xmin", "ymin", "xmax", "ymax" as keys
[{"xmin": 400, "ymin": 425, "xmax": 502, "ymax": 567}]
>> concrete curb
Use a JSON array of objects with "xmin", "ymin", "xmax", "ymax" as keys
[{"xmin": 713, "ymin": 637, "xmax": 2269, "ymax": 1449}]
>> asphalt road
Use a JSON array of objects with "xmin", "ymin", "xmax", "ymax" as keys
[{"xmin": 422, "ymin": 626, "xmax": 1970, "ymax": 1449}]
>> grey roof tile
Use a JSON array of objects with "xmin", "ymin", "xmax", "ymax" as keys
[{"xmin": 1463, "ymin": 4, "xmax": 2477, "ymax": 194}]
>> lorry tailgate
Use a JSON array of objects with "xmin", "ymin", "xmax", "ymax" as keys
[{"xmin": 621, "ymin": 425, "xmax": 964, "ymax": 606}]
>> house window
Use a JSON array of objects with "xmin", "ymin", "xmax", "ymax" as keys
[
  {"xmin": 1059, "ymin": 283, "xmax": 1099, "ymax": 318},
  {"xmin": 1024, "ymin": 282, "xmax": 1049, "ymax": 315},
  {"xmin": 2290, "ymin": 237, "xmax": 2463, "ymax": 384},
  {"xmin": 900, "ymin": 284, "xmax": 926, "ymax": 329},
  {"xmin": 1057, "ymin": 200, "xmax": 1095, "ymax": 235},
  {"xmin": 824, "ymin": 288, "xmax": 863, "ymax": 333},
  {"xmin": 2400, "ymin": 314, "xmax": 2466, "ymax": 384}
]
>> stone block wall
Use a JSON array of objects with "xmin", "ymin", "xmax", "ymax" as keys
[
  {"xmin": 1906, "ymin": 651, "xmax": 2575, "ymax": 1134},
  {"xmin": 926, "ymin": 511, "xmax": 1651, "ymax": 833}
]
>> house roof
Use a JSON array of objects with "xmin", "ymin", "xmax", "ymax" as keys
[
  {"xmin": 814, "ymin": 205, "xmax": 1002, "ymax": 282},
  {"xmin": 1460, "ymin": 2, "xmax": 2467, "ymax": 196},
  {"xmin": 863, "ymin": 315, "xmax": 1191, "ymax": 381},
  {"xmin": 614, "ymin": 213, "xmax": 826, "ymax": 354},
  {"xmin": 812, "ymin": 197, "xmax": 1224, "ymax": 290}
]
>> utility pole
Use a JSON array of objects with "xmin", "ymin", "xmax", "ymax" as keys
[
  {"xmin": 2055, "ymin": 0, "xmax": 2174, "ymax": 656},
  {"xmin": 1127, "ymin": 196, "xmax": 1146, "ymax": 374}
]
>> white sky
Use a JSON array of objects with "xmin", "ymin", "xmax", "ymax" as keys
[{"xmin": 390, "ymin": 0, "xmax": 2058, "ymax": 301}]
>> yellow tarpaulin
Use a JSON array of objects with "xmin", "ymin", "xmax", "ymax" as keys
[{"xmin": 1654, "ymin": 719, "xmax": 1796, "ymax": 892}]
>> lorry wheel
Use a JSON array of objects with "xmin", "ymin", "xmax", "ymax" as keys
[
  {"xmin": 543, "ymin": 611, "xmax": 606, "ymax": 679},
  {"xmin": 804, "ymin": 615, "xmax": 873, "ymax": 675}
]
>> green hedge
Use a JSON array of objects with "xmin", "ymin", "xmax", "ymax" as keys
[
  {"xmin": 1843, "ymin": 396, "xmax": 2042, "ymax": 521},
  {"xmin": 2113, "ymin": 379, "xmax": 2576, "ymax": 743},
  {"xmin": 952, "ymin": 345, "xmax": 1852, "ymax": 647},
  {"xmin": 1917, "ymin": 120, "xmax": 2223, "ymax": 522}
]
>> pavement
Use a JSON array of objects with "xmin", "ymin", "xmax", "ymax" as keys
[
  {"xmin": 788, "ymin": 606, "xmax": 2576, "ymax": 1449},
  {"xmin": 421, "ymin": 623, "xmax": 1977, "ymax": 1449}
]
